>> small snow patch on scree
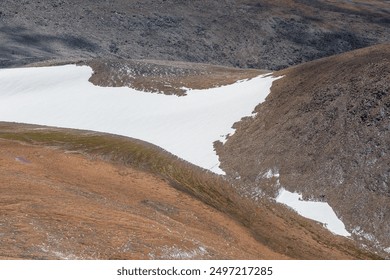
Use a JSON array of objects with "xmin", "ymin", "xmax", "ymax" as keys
[
  {"xmin": 15, "ymin": 157, "xmax": 31, "ymax": 164},
  {"xmin": 276, "ymin": 188, "xmax": 350, "ymax": 237},
  {"xmin": 263, "ymin": 169, "xmax": 280, "ymax": 179},
  {"xmin": 0, "ymin": 65, "xmax": 280, "ymax": 175}
]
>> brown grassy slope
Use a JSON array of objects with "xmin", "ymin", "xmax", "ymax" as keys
[
  {"xmin": 0, "ymin": 139, "xmax": 279, "ymax": 260},
  {"xmin": 87, "ymin": 59, "xmax": 268, "ymax": 95},
  {"xmin": 0, "ymin": 123, "xmax": 378, "ymax": 259},
  {"xmin": 217, "ymin": 44, "xmax": 390, "ymax": 254}
]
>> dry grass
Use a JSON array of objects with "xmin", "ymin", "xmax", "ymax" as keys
[{"xmin": 0, "ymin": 122, "xmax": 379, "ymax": 259}]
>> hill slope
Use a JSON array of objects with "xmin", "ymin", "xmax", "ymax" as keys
[
  {"xmin": 0, "ymin": 131, "xmax": 278, "ymax": 260},
  {"xmin": 1, "ymin": 0, "xmax": 389, "ymax": 69},
  {"xmin": 217, "ymin": 44, "xmax": 390, "ymax": 254},
  {"xmin": 0, "ymin": 123, "xmax": 377, "ymax": 259}
]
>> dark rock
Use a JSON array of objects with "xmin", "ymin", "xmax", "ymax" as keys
[{"xmin": 0, "ymin": 0, "xmax": 388, "ymax": 69}]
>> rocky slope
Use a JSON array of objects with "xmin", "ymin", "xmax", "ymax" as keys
[
  {"xmin": 85, "ymin": 59, "xmax": 267, "ymax": 95},
  {"xmin": 217, "ymin": 44, "xmax": 390, "ymax": 255},
  {"xmin": 1, "ymin": 0, "xmax": 389, "ymax": 69}
]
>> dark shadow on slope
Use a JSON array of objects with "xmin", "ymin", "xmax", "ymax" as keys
[
  {"xmin": 272, "ymin": 16, "xmax": 372, "ymax": 60},
  {"xmin": 0, "ymin": 25, "xmax": 99, "ymax": 68}
]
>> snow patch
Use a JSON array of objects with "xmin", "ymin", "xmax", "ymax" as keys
[
  {"xmin": 263, "ymin": 168, "xmax": 280, "ymax": 179},
  {"xmin": 352, "ymin": 226, "xmax": 379, "ymax": 243},
  {"xmin": 0, "ymin": 65, "xmax": 279, "ymax": 175},
  {"xmin": 39, "ymin": 244, "xmax": 78, "ymax": 260},
  {"xmin": 150, "ymin": 245, "xmax": 208, "ymax": 260},
  {"xmin": 15, "ymin": 156, "xmax": 31, "ymax": 164},
  {"xmin": 276, "ymin": 188, "xmax": 350, "ymax": 237}
]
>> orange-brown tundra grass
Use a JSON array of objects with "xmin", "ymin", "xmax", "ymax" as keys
[{"xmin": 0, "ymin": 122, "xmax": 379, "ymax": 259}]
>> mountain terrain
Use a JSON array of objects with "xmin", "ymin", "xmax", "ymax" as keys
[
  {"xmin": 0, "ymin": 0, "xmax": 389, "ymax": 260},
  {"xmin": 0, "ymin": 0, "xmax": 389, "ymax": 69},
  {"xmin": 0, "ymin": 123, "xmax": 378, "ymax": 259},
  {"xmin": 217, "ymin": 43, "xmax": 390, "ymax": 253},
  {"xmin": 0, "ymin": 47, "xmax": 388, "ymax": 258}
]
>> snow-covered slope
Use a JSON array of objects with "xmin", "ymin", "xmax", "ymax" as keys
[
  {"xmin": 0, "ymin": 65, "xmax": 278, "ymax": 174},
  {"xmin": 276, "ymin": 188, "xmax": 350, "ymax": 237}
]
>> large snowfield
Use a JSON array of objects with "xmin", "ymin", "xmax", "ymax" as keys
[
  {"xmin": 0, "ymin": 64, "xmax": 277, "ymax": 174},
  {"xmin": 0, "ymin": 64, "xmax": 352, "ymax": 237}
]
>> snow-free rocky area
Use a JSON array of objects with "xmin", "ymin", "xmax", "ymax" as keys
[{"xmin": 0, "ymin": 64, "xmax": 277, "ymax": 174}]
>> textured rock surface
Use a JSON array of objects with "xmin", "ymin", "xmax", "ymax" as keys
[
  {"xmin": 1, "ymin": 0, "xmax": 389, "ymax": 69},
  {"xmin": 217, "ymin": 44, "xmax": 390, "ymax": 254}
]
